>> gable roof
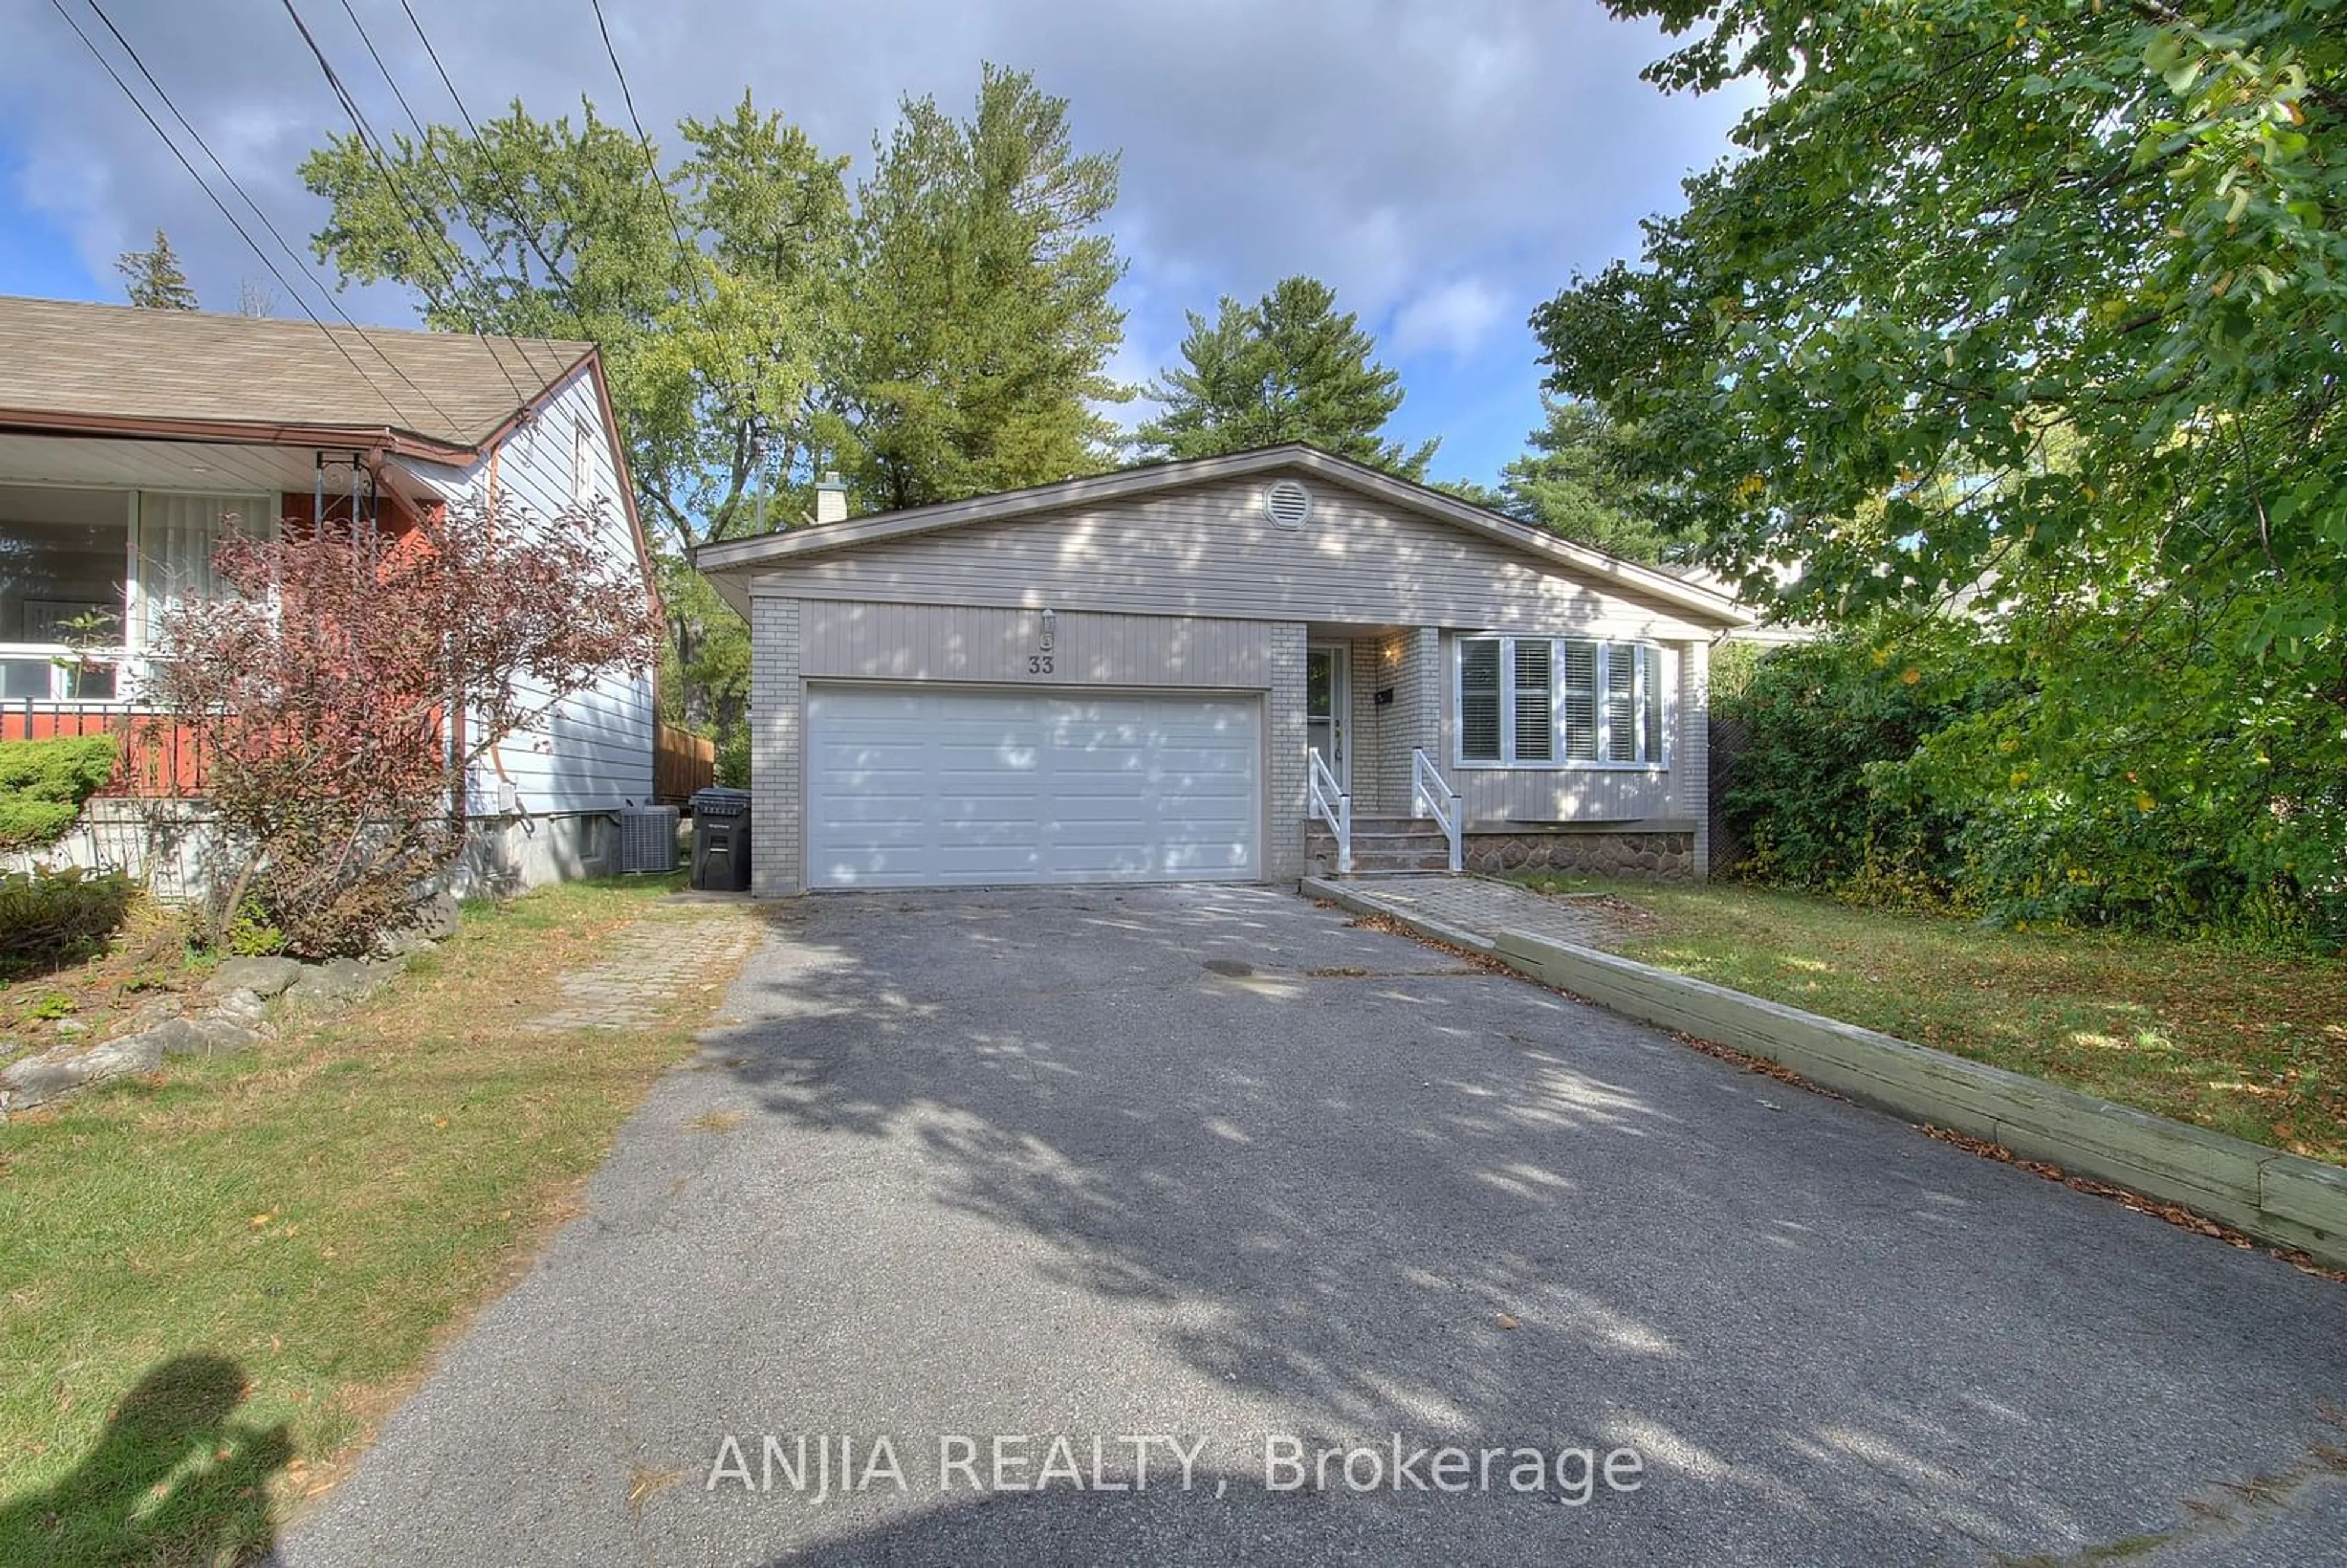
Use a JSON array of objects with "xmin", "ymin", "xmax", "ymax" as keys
[
  {"xmin": 696, "ymin": 444, "xmax": 1750, "ymax": 628},
  {"xmin": 0, "ymin": 295, "xmax": 594, "ymax": 457}
]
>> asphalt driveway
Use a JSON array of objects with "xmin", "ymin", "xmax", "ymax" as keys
[{"xmin": 282, "ymin": 885, "xmax": 2347, "ymax": 1566}]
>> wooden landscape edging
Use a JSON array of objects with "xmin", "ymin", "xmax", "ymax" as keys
[{"xmin": 1481, "ymin": 928, "xmax": 2347, "ymax": 1272}]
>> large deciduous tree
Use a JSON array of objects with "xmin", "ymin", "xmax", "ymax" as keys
[
  {"xmin": 1541, "ymin": 0, "xmax": 2346, "ymax": 934},
  {"xmin": 116, "ymin": 229, "xmax": 197, "ymax": 310},
  {"xmin": 303, "ymin": 93, "xmax": 850, "ymax": 555},
  {"xmin": 1137, "ymin": 275, "xmax": 1436, "ymax": 479},
  {"xmin": 833, "ymin": 64, "xmax": 1128, "ymax": 510}
]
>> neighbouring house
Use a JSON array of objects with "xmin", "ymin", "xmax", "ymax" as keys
[
  {"xmin": 694, "ymin": 445, "xmax": 1750, "ymax": 895},
  {"xmin": 0, "ymin": 293, "xmax": 678, "ymax": 889}
]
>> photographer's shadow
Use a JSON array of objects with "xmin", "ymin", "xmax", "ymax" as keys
[{"xmin": 0, "ymin": 1353, "xmax": 291, "ymax": 1565}]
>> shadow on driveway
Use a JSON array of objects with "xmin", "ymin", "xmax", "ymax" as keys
[{"xmin": 282, "ymin": 885, "xmax": 2347, "ymax": 1567}]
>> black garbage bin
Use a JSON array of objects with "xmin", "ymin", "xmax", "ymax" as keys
[{"xmin": 690, "ymin": 786, "xmax": 752, "ymax": 891}]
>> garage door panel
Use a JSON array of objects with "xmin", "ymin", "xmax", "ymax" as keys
[{"xmin": 806, "ymin": 687, "xmax": 1259, "ymax": 889}]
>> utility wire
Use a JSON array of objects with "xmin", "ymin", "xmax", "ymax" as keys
[
  {"xmin": 329, "ymin": 0, "xmax": 535, "ymax": 404},
  {"xmin": 392, "ymin": 0, "xmax": 583, "ymax": 310},
  {"xmin": 51, "ymin": 0, "xmax": 463, "ymax": 436},
  {"xmin": 587, "ymin": 0, "xmax": 707, "ymax": 307},
  {"xmin": 276, "ymin": 0, "xmax": 480, "ymax": 322}
]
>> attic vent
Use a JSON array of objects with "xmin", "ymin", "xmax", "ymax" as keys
[{"xmin": 1264, "ymin": 479, "xmax": 1313, "ymax": 529}]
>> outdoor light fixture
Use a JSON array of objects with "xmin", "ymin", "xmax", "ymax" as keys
[{"xmin": 1038, "ymin": 607, "xmax": 1056, "ymax": 652}]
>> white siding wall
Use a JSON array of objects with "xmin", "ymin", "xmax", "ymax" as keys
[
  {"xmin": 747, "ymin": 476, "xmax": 1719, "ymax": 642},
  {"xmin": 438, "ymin": 366, "xmax": 655, "ymax": 818},
  {"xmin": 1681, "ymin": 638, "xmax": 1711, "ymax": 878}
]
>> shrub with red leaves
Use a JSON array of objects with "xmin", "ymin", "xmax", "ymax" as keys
[{"xmin": 147, "ymin": 497, "xmax": 658, "ymax": 955}]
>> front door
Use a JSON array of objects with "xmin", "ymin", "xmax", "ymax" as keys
[{"xmin": 1306, "ymin": 643, "xmax": 1348, "ymax": 791}]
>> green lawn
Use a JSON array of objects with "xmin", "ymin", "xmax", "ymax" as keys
[
  {"xmin": 0, "ymin": 874, "xmax": 755, "ymax": 1566},
  {"xmin": 1520, "ymin": 876, "xmax": 2347, "ymax": 1168}
]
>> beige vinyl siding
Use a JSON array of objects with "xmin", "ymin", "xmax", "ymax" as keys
[
  {"xmin": 444, "ymin": 367, "xmax": 654, "ymax": 816},
  {"xmin": 799, "ymin": 602, "xmax": 1273, "ymax": 688},
  {"xmin": 1438, "ymin": 630, "xmax": 1695, "ymax": 823},
  {"xmin": 748, "ymin": 477, "xmax": 1719, "ymax": 643}
]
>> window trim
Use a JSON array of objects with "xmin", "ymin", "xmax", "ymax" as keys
[{"xmin": 1452, "ymin": 632, "xmax": 1672, "ymax": 772}]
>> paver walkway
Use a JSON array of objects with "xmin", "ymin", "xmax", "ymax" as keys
[
  {"xmin": 1313, "ymin": 872, "xmax": 1647, "ymax": 951},
  {"xmin": 518, "ymin": 895, "xmax": 764, "ymax": 1033}
]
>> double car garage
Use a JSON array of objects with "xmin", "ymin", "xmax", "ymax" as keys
[{"xmin": 803, "ymin": 686, "xmax": 1263, "ymax": 890}]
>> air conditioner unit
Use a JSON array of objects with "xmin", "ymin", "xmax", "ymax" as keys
[{"xmin": 616, "ymin": 805, "xmax": 680, "ymax": 874}]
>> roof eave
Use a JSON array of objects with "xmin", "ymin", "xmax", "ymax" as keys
[{"xmin": 0, "ymin": 408, "xmax": 482, "ymax": 463}]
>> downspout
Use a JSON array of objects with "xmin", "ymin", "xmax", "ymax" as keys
[{"xmin": 450, "ymin": 445, "xmax": 501, "ymax": 827}]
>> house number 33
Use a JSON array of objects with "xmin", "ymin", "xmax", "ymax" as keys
[{"xmin": 1026, "ymin": 654, "xmax": 1055, "ymax": 675}]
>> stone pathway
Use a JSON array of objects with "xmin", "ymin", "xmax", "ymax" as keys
[
  {"xmin": 518, "ymin": 897, "xmax": 765, "ymax": 1033},
  {"xmin": 1311, "ymin": 872, "xmax": 1653, "ymax": 951}
]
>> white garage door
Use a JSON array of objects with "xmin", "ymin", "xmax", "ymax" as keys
[{"xmin": 806, "ymin": 687, "xmax": 1262, "ymax": 889}]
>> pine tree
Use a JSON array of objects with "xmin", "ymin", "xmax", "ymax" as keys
[
  {"xmin": 1476, "ymin": 398, "xmax": 1689, "ymax": 564},
  {"xmin": 115, "ymin": 229, "xmax": 199, "ymax": 310},
  {"xmin": 834, "ymin": 64, "xmax": 1128, "ymax": 510},
  {"xmin": 1137, "ymin": 276, "xmax": 1435, "ymax": 479}
]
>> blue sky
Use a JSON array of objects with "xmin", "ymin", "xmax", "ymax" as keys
[{"xmin": 0, "ymin": 0, "xmax": 1754, "ymax": 491}]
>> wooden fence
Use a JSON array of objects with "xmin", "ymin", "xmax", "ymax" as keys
[{"xmin": 654, "ymin": 720, "xmax": 716, "ymax": 803}]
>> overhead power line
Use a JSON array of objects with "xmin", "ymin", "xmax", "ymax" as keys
[
  {"xmin": 328, "ymin": 0, "xmax": 536, "ymax": 404},
  {"xmin": 392, "ymin": 0, "xmax": 584, "ymax": 308},
  {"xmin": 587, "ymin": 0, "xmax": 707, "ymax": 307},
  {"xmin": 50, "ymin": 0, "xmax": 466, "ymax": 436},
  {"xmin": 277, "ymin": 0, "xmax": 546, "ymax": 410}
]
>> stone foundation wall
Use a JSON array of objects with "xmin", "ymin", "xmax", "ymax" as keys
[{"xmin": 1461, "ymin": 830, "xmax": 1695, "ymax": 882}]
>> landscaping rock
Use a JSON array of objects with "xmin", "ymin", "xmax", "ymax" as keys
[
  {"xmin": 413, "ymin": 891, "xmax": 461, "ymax": 940},
  {"xmin": 205, "ymin": 956, "xmax": 305, "ymax": 999},
  {"xmin": 284, "ymin": 958, "xmax": 384, "ymax": 1011},
  {"xmin": 210, "ymin": 988, "xmax": 268, "ymax": 1027},
  {"xmin": 373, "ymin": 927, "xmax": 439, "ymax": 960},
  {"xmin": 146, "ymin": 1015, "xmax": 262, "ymax": 1059},
  {"xmin": 0, "ymin": 1032, "xmax": 167, "ymax": 1113}
]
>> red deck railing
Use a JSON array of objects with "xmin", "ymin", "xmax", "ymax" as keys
[{"xmin": 1, "ymin": 700, "xmax": 206, "ymax": 796}]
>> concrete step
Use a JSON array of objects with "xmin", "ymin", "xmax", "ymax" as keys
[{"xmin": 1309, "ymin": 834, "xmax": 1452, "ymax": 854}]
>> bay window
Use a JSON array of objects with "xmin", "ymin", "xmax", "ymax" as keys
[{"xmin": 1456, "ymin": 634, "xmax": 1668, "ymax": 768}]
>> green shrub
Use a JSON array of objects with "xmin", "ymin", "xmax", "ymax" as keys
[
  {"xmin": 0, "ymin": 866, "xmax": 135, "ymax": 976},
  {"xmin": 0, "ymin": 735, "xmax": 120, "ymax": 848},
  {"xmin": 716, "ymin": 725, "xmax": 749, "ymax": 789},
  {"xmin": 1715, "ymin": 636, "xmax": 1984, "ymax": 896}
]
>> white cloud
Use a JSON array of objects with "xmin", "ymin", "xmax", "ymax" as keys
[{"xmin": 1390, "ymin": 276, "xmax": 1510, "ymax": 361}]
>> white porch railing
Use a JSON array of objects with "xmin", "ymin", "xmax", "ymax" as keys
[
  {"xmin": 1412, "ymin": 749, "xmax": 1464, "ymax": 874},
  {"xmin": 1307, "ymin": 746, "xmax": 1353, "ymax": 874}
]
